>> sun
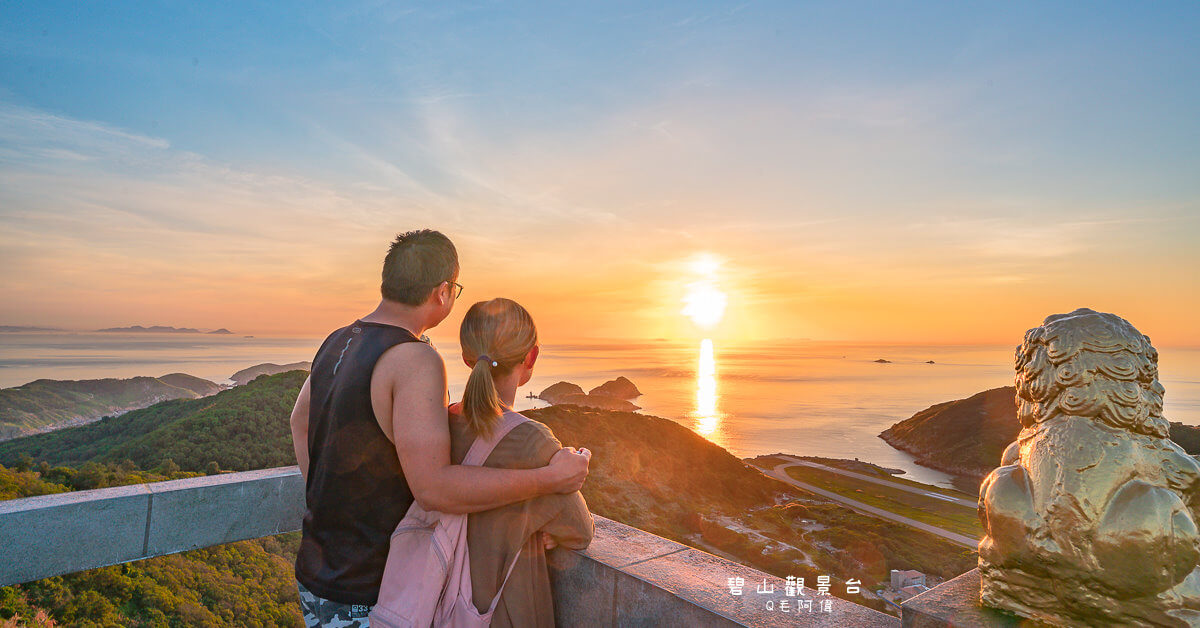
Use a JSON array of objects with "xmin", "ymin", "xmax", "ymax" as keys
[
  {"xmin": 681, "ymin": 253, "xmax": 727, "ymax": 329},
  {"xmin": 682, "ymin": 283, "xmax": 727, "ymax": 328}
]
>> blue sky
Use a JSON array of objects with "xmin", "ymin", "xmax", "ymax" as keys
[{"xmin": 1, "ymin": 2, "xmax": 1198, "ymax": 343}]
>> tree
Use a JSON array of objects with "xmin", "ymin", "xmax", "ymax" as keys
[
  {"xmin": 15, "ymin": 454, "xmax": 32, "ymax": 472},
  {"xmin": 158, "ymin": 459, "xmax": 180, "ymax": 476},
  {"xmin": 204, "ymin": 461, "xmax": 220, "ymax": 476}
]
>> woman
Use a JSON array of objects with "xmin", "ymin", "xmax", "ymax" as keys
[{"xmin": 448, "ymin": 298, "xmax": 594, "ymax": 627}]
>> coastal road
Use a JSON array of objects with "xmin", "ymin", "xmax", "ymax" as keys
[
  {"xmin": 779, "ymin": 455, "xmax": 978, "ymax": 508},
  {"xmin": 762, "ymin": 462, "xmax": 980, "ymax": 550}
]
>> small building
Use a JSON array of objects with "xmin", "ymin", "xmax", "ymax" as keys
[
  {"xmin": 899, "ymin": 584, "xmax": 930, "ymax": 600},
  {"xmin": 891, "ymin": 569, "xmax": 926, "ymax": 590}
]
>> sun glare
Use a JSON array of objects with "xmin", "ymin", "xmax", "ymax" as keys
[
  {"xmin": 689, "ymin": 253, "xmax": 721, "ymax": 276},
  {"xmin": 682, "ymin": 283, "xmax": 727, "ymax": 328},
  {"xmin": 681, "ymin": 252, "xmax": 727, "ymax": 329}
]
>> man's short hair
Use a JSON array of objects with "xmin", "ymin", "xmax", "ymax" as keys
[{"xmin": 380, "ymin": 230, "xmax": 459, "ymax": 306}]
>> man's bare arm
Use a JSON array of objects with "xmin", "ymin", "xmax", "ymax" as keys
[
  {"xmin": 387, "ymin": 343, "xmax": 589, "ymax": 514},
  {"xmin": 289, "ymin": 375, "xmax": 312, "ymax": 481}
]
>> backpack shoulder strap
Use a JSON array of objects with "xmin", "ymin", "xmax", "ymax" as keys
[
  {"xmin": 455, "ymin": 409, "xmax": 534, "ymax": 617},
  {"xmin": 462, "ymin": 410, "xmax": 529, "ymax": 467},
  {"xmin": 485, "ymin": 542, "xmax": 526, "ymax": 615}
]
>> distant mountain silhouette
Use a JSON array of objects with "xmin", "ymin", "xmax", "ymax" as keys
[
  {"xmin": 98, "ymin": 325, "xmax": 203, "ymax": 333},
  {"xmin": 0, "ymin": 371, "xmax": 305, "ymax": 470},
  {"xmin": 0, "ymin": 373, "xmax": 221, "ymax": 442},
  {"xmin": 229, "ymin": 362, "xmax": 311, "ymax": 386},
  {"xmin": 157, "ymin": 373, "xmax": 222, "ymax": 396}
]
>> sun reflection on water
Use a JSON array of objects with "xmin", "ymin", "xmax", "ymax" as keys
[{"xmin": 692, "ymin": 338, "xmax": 726, "ymax": 447}]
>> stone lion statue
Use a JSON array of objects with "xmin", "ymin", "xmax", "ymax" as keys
[{"xmin": 978, "ymin": 308, "xmax": 1200, "ymax": 627}]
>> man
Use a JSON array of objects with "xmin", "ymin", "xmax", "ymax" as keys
[{"xmin": 289, "ymin": 229, "xmax": 591, "ymax": 627}]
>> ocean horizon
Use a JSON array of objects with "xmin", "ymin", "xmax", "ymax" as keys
[{"xmin": 3, "ymin": 331, "xmax": 1199, "ymax": 490}]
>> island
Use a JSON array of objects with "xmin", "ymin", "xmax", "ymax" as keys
[
  {"xmin": 98, "ymin": 326, "xmax": 203, "ymax": 333},
  {"xmin": 879, "ymin": 385, "xmax": 1200, "ymax": 482},
  {"xmin": 536, "ymin": 377, "xmax": 642, "ymax": 410}
]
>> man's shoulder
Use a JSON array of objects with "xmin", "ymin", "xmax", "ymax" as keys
[
  {"xmin": 377, "ymin": 337, "xmax": 441, "ymax": 362},
  {"xmin": 372, "ymin": 339, "xmax": 444, "ymax": 383}
]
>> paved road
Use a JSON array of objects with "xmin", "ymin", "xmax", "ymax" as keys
[
  {"xmin": 780, "ymin": 455, "xmax": 978, "ymax": 508},
  {"xmin": 763, "ymin": 463, "xmax": 980, "ymax": 550}
]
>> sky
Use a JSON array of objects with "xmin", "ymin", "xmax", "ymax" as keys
[{"xmin": 1, "ymin": 1, "xmax": 1198, "ymax": 346}]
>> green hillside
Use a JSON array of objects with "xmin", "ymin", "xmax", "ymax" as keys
[
  {"xmin": 0, "ymin": 373, "xmax": 222, "ymax": 442},
  {"xmin": 0, "ymin": 370, "xmax": 305, "ymax": 473}
]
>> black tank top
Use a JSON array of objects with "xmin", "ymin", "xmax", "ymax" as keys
[{"xmin": 295, "ymin": 319, "xmax": 423, "ymax": 604}]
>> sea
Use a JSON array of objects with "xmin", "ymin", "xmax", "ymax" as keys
[{"xmin": 3, "ymin": 331, "xmax": 1198, "ymax": 490}]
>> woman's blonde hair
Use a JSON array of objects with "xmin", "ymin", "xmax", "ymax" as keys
[{"xmin": 459, "ymin": 298, "xmax": 538, "ymax": 438}]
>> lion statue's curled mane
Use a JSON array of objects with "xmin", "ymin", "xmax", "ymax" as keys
[{"xmin": 978, "ymin": 308, "xmax": 1200, "ymax": 627}]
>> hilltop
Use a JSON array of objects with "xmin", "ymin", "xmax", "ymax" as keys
[
  {"xmin": 0, "ymin": 371, "xmax": 304, "ymax": 472},
  {"xmin": 229, "ymin": 362, "xmax": 311, "ymax": 386},
  {"xmin": 880, "ymin": 386, "xmax": 1200, "ymax": 480},
  {"xmin": 0, "ymin": 373, "xmax": 221, "ymax": 442}
]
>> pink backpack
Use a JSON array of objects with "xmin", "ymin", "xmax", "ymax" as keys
[{"xmin": 370, "ymin": 410, "xmax": 530, "ymax": 628}]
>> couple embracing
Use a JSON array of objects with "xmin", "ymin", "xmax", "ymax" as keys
[{"xmin": 289, "ymin": 229, "xmax": 595, "ymax": 627}]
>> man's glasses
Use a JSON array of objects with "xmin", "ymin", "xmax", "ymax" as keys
[{"xmin": 422, "ymin": 279, "xmax": 462, "ymax": 298}]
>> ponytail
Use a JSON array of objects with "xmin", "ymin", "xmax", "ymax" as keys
[
  {"xmin": 459, "ymin": 298, "xmax": 538, "ymax": 439},
  {"xmin": 462, "ymin": 356, "xmax": 504, "ymax": 439}
]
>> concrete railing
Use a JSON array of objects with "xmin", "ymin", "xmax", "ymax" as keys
[
  {"xmin": 0, "ymin": 467, "xmax": 898, "ymax": 627},
  {"xmin": 899, "ymin": 569, "xmax": 1024, "ymax": 627}
]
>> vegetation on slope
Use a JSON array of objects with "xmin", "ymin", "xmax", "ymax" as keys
[
  {"xmin": 879, "ymin": 386, "xmax": 1200, "ymax": 480},
  {"xmin": 229, "ymin": 363, "xmax": 311, "ymax": 386},
  {"xmin": 0, "ymin": 374, "xmax": 220, "ymax": 442},
  {"xmin": 0, "ymin": 371, "xmax": 305, "ymax": 472},
  {"xmin": 527, "ymin": 405, "xmax": 977, "ymax": 610},
  {"xmin": 0, "ymin": 426, "xmax": 300, "ymax": 625}
]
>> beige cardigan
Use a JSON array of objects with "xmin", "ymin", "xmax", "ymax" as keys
[{"xmin": 448, "ymin": 407, "xmax": 594, "ymax": 628}]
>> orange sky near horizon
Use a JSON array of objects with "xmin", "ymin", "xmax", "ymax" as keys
[{"xmin": 3, "ymin": 216, "xmax": 1197, "ymax": 348}]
